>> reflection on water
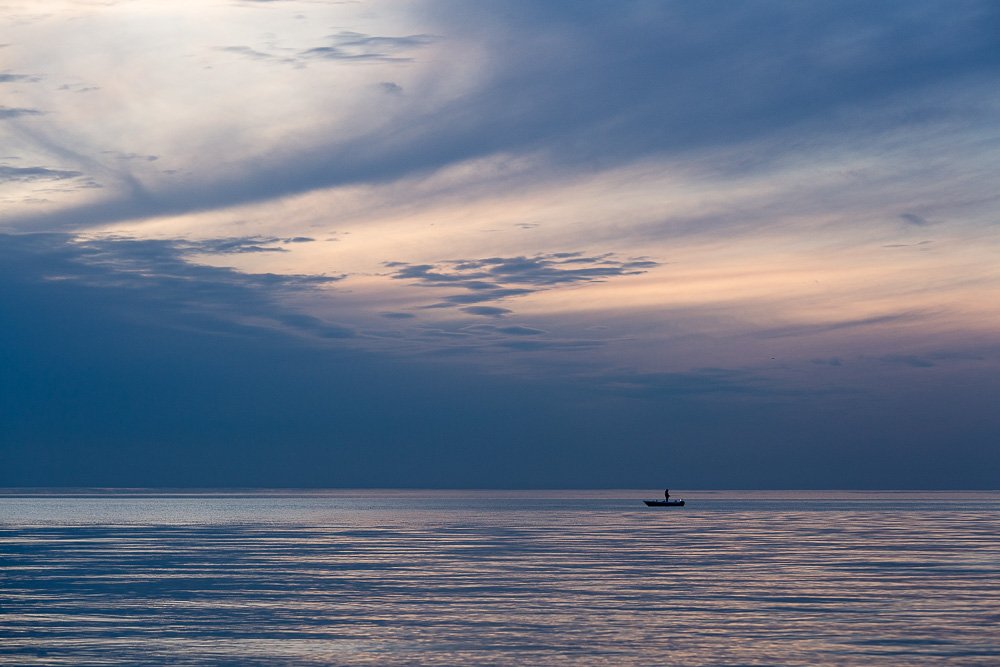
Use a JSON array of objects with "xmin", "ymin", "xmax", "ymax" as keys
[{"xmin": 1, "ymin": 491, "xmax": 998, "ymax": 665}]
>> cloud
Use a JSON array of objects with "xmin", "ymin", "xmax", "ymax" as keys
[
  {"xmin": 459, "ymin": 322, "xmax": 547, "ymax": 336},
  {"xmin": 0, "ymin": 106, "xmax": 42, "ymax": 118},
  {"xmin": 494, "ymin": 325, "xmax": 545, "ymax": 336},
  {"xmin": 389, "ymin": 251, "xmax": 659, "ymax": 313},
  {"xmin": 900, "ymin": 213, "xmax": 933, "ymax": 226},
  {"xmin": 217, "ymin": 45, "xmax": 297, "ymax": 66},
  {"xmin": 2, "ymin": 3, "xmax": 999, "ymax": 489},
  {"xmin": 1, "ymin": 231, "xmax": 628, "ymax": 487},
  {"xmin": 883, "ymin": 240, "xmax": 933, "ymax": 248},
  {"xmin": 300, "ymin": 31, "xmax": 435, "ymax": 62},
  {"xmin": 459, "ymin": 306, "xmax": 511, "ymax": 317},
  {"xmin": 3, "ymin": 232, "xmax": 1000, "ymax": 488},
  {"xmin": 437, "ymin": 289, "xmax": 533, "ymax": 306},
  {"xmin": 57, "ymin": 83, "xmax": 101, "ymax": 93},
  {"xmin": 879, "ymin": 354, "xmax": 936, "ymax": 368},
  {"xmin": 102, "ymin": 151, "xmax": 159, "ymax": 162},
  {"xmin": 0, "ymin": 72, "xmax": 38, "ymax": 83},
  {"xmin": 273, "ymin": 312, "xmax": 355, "ymax": 339},
  {"xmin": 0, "ymin": 165, "xmax": 83, "ymax": 182},
  {"xmin": 499, "ymin": 339, "xmax": 603, "ymax": 351},
  {"xmin": 8, "ymin": 1, "xmax": 1000, "ymax": 232},
  {"xmin": 875, "ymin": 351, "xmax": 989, "ymax": 369},
  {"xmin": 759, "ymin": 312, "xmax": 925, "ymax": 339},
  {"xmin": 219, "ymin": 31, "xmax": 436, "ymax": 67},
  {"xmin": 0, "ymin": 233, "xmax": 348, "ymax": 343},
  {"xmin": 177, "ymin": 236, "xmax": 316, "ymax": 255}
]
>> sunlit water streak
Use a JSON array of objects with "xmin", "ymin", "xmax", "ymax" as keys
[{"xmin": 1, "ymin": 490, "xmax": 998, "ymax": 665}]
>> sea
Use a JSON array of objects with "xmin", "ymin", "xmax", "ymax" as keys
[{"xmin": 1, "ymin": 490, "xmax": 997, "ymax": 666}]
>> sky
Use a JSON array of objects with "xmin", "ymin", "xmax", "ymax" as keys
[{"xmin": 2, "ymin": 0, "xmax": 999, "ymax": 488}]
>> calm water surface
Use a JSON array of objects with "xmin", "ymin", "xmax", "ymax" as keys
[{"xmin": 1, "ymin": 490, "xmax": 998, "ymax": 665}]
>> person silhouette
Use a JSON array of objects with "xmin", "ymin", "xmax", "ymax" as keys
[{"xmin": 664, "ymin": 489, "xmax": 670, "ymax": 501}]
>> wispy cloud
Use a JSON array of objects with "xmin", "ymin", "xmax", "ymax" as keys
[
  {"xmin": 7, "ymin": 2, "xmax": 998, "ymax": 232},
  {"xmin": 216, "ymin": 45, "xmax": 298, "ymax": 66},
  {"xmin": 0, "ymin": 106, "xmax": 42, "ymax": 118},
  {"xmin": 900, "ymin": 213, "xmax": 934, "ymax": 226},
  {"xmin": 2, "ymin": 234, "xmax": 349, "ymax": 342},
  {"xmin": 878, "ymin": 354, "xmax": 936, "ymax": 368},
  {"xmin": 301, "ymin": 31, "xmax": 435, "ymax": 62},
  {"xmin": 0, "ymin": 165, "xmax": 83, "ymax": 182},
  {"xmin": 387, "ymin": 252, "xmax": 659, "ymax": 314},
  {"xmin": 458, "ymin": 306, "xmax": 511, "ymax": 318},
  {"xmin": 177, "ymin": 236, "xmax": 317, "ymax": 255},
  {"xmin": 0, "ymin": 72, "xmax": 38, "ymax": 83},
  {"xmin": 759, "ymin": 313, "xmax": 926, "ymax": 340},
  {"xmin": 218, "ymin": 30, "xmax": 436, "ymax": 67}
]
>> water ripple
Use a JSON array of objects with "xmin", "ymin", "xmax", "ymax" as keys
[{"xmin": 1, "ymin": 491, "xmax": 998, "ymax": 665}]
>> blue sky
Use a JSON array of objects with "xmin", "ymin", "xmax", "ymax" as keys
[{"xmin": 2, "ymin": 0, "xmax": 999, "ymax": 487}]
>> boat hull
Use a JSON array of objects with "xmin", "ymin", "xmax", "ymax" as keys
[{"xmin": 643, "ymin": 500, "xmax": 685, "ymax": 507}]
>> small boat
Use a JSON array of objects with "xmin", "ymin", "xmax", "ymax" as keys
[{"xmin": 644, "ymin": 499, "xmax": 685, "ymax": 507}]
